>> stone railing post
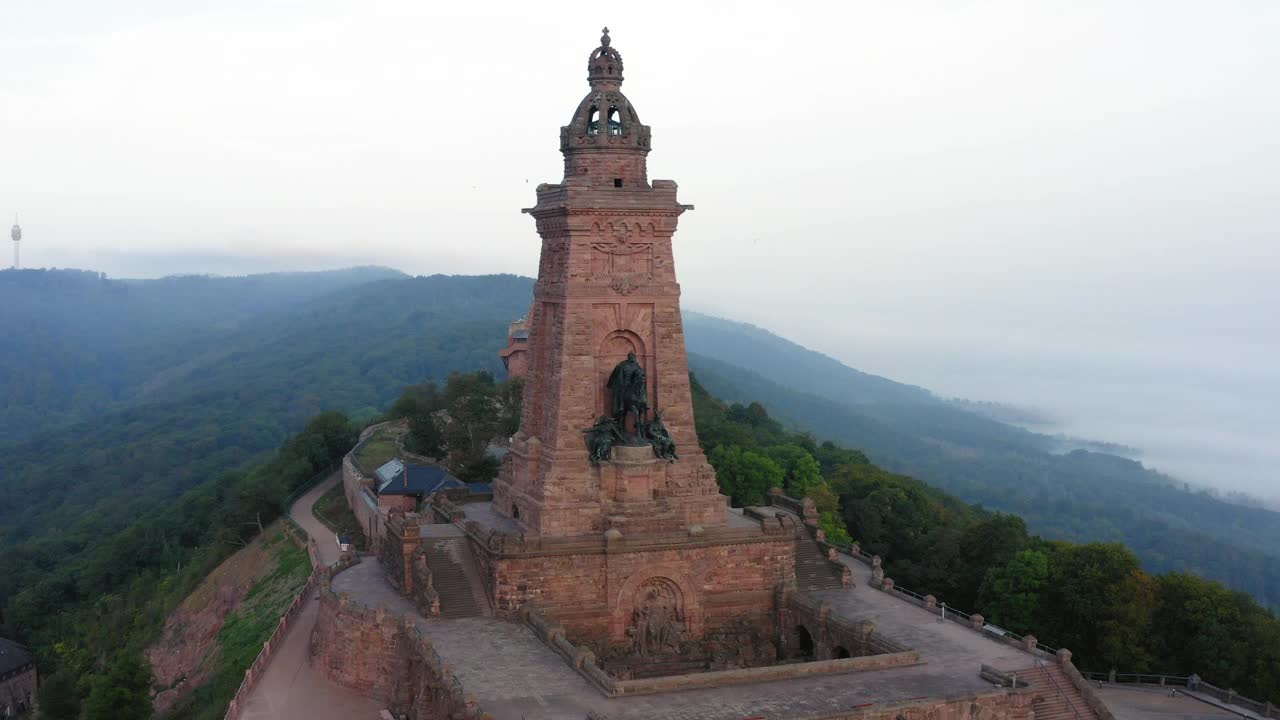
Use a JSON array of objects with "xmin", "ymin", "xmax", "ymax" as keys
[
  {"xmin": 1022, "ymin": 634, "xmax": 1037, "ymax": 652},
  {"xmin": 1188, "ymin": 674, "xmax": 1200, "ymax": 691},
  {"xmin": 925, "ymin": 595, "xmax": 937, "ymax": 610},
  {"xmin": 971, "ymin": 613, "xmax": 985, "ymax": 631},
  {"xmin": 1058, "ymin": 648, "xmax": 1073, "ymax": 666},
  {"xmin": 827, "ymin": 547, "xmax": 838, "ymax": 561},
  {"xmin": 1109, "ymin": 669, "xmax": 1116, "ymax": 683},
  {"xmin": 882, "ymin": 577, "xmax": 894, "ymax": 592}
]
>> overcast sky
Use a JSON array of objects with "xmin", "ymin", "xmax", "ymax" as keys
[{"xmin": 2, "ymin": 1, "xmax": 1277, "ymax": 498}]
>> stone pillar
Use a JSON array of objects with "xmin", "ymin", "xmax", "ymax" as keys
[
  {"xmin": 816, "ymin": 528, "xmax": 827, "ymax": 543},
  {"xmin": 1058, "ymin": 648, "xmax": 1073, "ymax": 666},
  {"xmin": 1188, "ymin": 674, "xmax": 1201, "ymax": 691},
  {"xmin": 827, "ymin": 547, "xmax": 838, "ymax": 561},
  {"xmin": 882, "ymin": 577, "xmax": 894, "ymax": 592},
  {"xmin": 1109, "ymin": 669, "xmax": 1117, "ymax": 683},
  {"xmin": 1023, "ymin": 634, "xmax": 1038, "ymax": 652},
  {"xmin": 971, "ymin": 613, "xmax": 985, "ymax": 631},
  {"xmin": 925, "ymin": 595, "xmax": 937, "ymax": 609}
]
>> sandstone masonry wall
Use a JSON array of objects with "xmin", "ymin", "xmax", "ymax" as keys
[
  {"xmin": 485, "ymin": 530, "xmax": 796, "ymax": 651},
  {"xmin": 310, "ymin": 561, "xmax": 484, "ymax": 719}
]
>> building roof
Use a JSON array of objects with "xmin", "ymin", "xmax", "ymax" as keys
[
  {"xmin": 0, "ymin": 637, "xmax": 33, "ymax": 677},
  {"xmin": 376, "ymin": 460, "xmax": 464, "ymax": 497}
]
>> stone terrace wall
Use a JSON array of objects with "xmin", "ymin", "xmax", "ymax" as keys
[
  {"xmin": 788, "ymin": 595, "xmax": 907, "ymax": 662},
  {"xmin": 805, "ymin": 687, "xmax": 1037, "ymax": 720},
  {"xmin": 482, "ymin": 526, "xmax": 797, "ymax": 651},
  {"xmin": 343, "ymin": 455, "xmax": 385, "ymax": 551},
  {"xmin": 310, "ymin": 561, "xmax": 485, "ymax": 719}
]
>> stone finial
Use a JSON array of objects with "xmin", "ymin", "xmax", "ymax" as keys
[
  {"xmin": 601, "ymin": 27, "xmax": 611, "ymax": 47},
  {"xmin": 816, "ymin": 528, "xmax": 827, "ymax": 543},
  {"xmin": 882, "ymin": 577, "xmax": 894, "ymax": 592},
  {"xmin": 1023, "ymin": 634, "xmax": 1038, "ymax": 651},
  {"xmin": 827, "ymin": 547, "xmax": 838, "ymax": 561},
  {"xmin": 1058, "ymin": 647, "xmax": 1073, "ymax": 666},
  {"xmin": 971, "ymin": 613, "xmax": 985, "ymax": 630},
  {"xmin": 841, "ymin": 566, "xmax": 853, "ymax": 588},
  {"xmin": 871, "ymin": 555, "xmax": 882, "ymax": 569},
  {"xmin": 925, "ymin": 595, "xmax": 937, "ymax": 609}
]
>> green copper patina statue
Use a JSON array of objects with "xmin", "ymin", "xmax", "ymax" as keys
[
  {"xmin": 607, "ymin": 352, "xmax": 649, "ymax": 431},
  {"xmin": 583, "ymin": 415, "xmax": 624, "ymax": 463},
  {"xmin": 642, "ymin": 411, "xmax": 678, "ymax": 461},
  {"xmin": 586, "ymin": 353, "xmax": 678, "ymax": 462}
]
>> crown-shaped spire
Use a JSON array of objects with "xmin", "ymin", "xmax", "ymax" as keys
[{"xmin": 588, "ymin": 26, "xmax": 624, "ymax": 88}]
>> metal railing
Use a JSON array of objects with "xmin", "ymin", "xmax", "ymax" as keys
[{"xmin": 1036, "ymin": 655, "xmax": 1085, "ymax": 720}]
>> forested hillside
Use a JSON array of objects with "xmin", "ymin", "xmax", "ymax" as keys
[
  {"xmin": 3, "ymin": 268, "xmax": 1278, "ymax": 611},
  {"xmin": 0, "ymin": 267, "xmax": 1278, "ymax": 715},
  {"xmin": 689, "ymin": 352, "xmax": 1280, "ymax": 608},
  {"xmin": 0, "ymin": 266, "xmax": 404, "ymax": 442},
  {"xmin": 692, "ymin": 383, "xmax": 1280, "ymax": 704}
]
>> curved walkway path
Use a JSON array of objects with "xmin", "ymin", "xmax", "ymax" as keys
[{"xmin": 235, "ymin": 471, "xmax": 381, "ymax": 720}]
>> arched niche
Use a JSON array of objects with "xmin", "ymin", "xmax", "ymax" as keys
[{"xmin": 595, "ymin": 329, "xmax": 651, "ymax": 431}]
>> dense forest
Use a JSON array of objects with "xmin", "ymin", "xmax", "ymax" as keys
[
  {"xmin": 691, "ymin": 379, "xmax": 1280, "ymax": 704},
  {"xmin": 687, "ymin": 352, "xmax": 1280, "ymax": 608}
]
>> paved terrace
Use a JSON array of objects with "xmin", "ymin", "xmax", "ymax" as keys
[
  {"xmin": 330, "ymin": 542, "xmax": 1047, "ymax": 720},
  {"xmin": 1094, "ymin": 685, "xmax": 1236, "ymax": 720}
]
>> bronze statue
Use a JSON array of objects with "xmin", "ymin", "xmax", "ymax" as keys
[
  {"xmin": 642, "ymin": 410, "xmax": 678, "ymax": 461},
  {"xmin": 606, "ymin": 352, "xmax": 648, "ymax": 431},
  {"xmin": 582, "ymin": 415, "xmax": 623, "ymax": 463}
]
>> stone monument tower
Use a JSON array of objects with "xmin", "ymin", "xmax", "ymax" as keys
[{"xmin": 494, "ymin": 28, "xmax": 727, "ymax": 537}]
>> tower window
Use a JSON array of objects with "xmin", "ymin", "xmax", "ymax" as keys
[
  {"xmin": 607, "ymin": 106, "xmax": 622, "ymax": 135},
  {"xmin": 614, "ymin": 178, "xmax": 623, "ymax": 188},
  {"xmin": 587, "ymin": 106, "xmax": 600, "ymax": 136}
]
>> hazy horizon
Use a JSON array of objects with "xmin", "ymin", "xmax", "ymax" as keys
[{"xmin": 3, "ymin": 1, "xmax": 1276, "ymax": 501}]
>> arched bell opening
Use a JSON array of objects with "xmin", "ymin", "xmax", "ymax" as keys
[
  {"xmin": 587, "ymin": 106, "xmax": 600, "ymax": 136},
  {"xmin": 607, "ymin": 106, "xmax": 623, "ymax": 135}
]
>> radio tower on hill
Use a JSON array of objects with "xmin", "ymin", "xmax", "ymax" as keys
[{"xmin": 10, "ymin": 214, "xmax": 20, "ymax": 269}]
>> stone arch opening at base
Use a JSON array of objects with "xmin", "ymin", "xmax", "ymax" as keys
[
  {"xmin": 833, "ymin": 645, "xmax": 850, "ymax": 659},
  {"xmin": 795, "ymin": 625, "xmax": 815, "ymax": 659}
]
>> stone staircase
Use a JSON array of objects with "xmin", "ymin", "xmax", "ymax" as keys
[
  {"xmin": 423, "ymin": 538, "xmax": 489, "ymax": 619},
  {"xmin": 795, "ymin": 534, "xmax": 845, "ymax": 591},
  {"xmin": 1014, "ymin": 664, "xmax": 1100, "ymax": 720}
]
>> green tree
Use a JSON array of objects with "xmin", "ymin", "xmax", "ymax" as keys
[
  {"xmin": 440, "ymin": 372, "xmax": 501, "ymax": 481},
  {"xmin": 765, "ymin": 444, "xmax": 823, "ymax": 498},
  {"xmin": 1040, "ymin": 543, "xmax": 1151, "ymax": 670},
  {"xmin": 35, "ymin": 670, "xmax": 80, "ymax": 720},
  {"xmin": 809, "ymin": 482, "xmax": 852, "ymax": 545},
  {"xmin": 80, "ymin": 651, "xmax": 152, "ymax": 720},
  {"xmin": 978, "ymin": 548, "xmax": 1051, "ymax": 634},
  {"xmin": 708, "ymin": 445, "xmax": 784, "ymax": 507}
]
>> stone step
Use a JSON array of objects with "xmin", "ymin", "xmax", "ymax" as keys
[
  {"xmin": 423, "ymin": 538, "xmax": 487, "ymax": 619},
  {"xmin": 794, "ymin": 535, "xmax": 844, "ymax": 591},
  {"xmin": 1012, "ymin": 666, "xmax": 1099, "ymax": 720}
]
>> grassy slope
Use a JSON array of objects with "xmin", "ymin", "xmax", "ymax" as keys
[{"xmin": 159, "ymin": 524, "xmax": 311, "ymax": 720}]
